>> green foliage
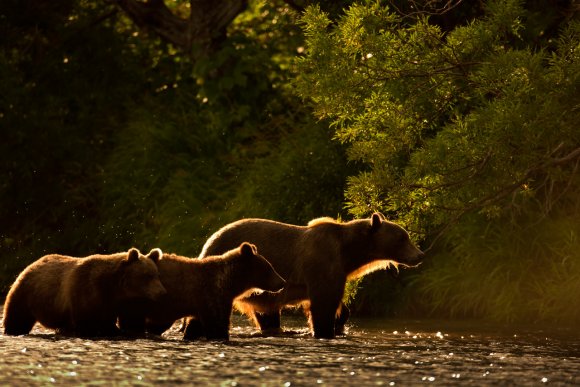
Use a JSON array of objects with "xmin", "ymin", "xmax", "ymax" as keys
[
  {"xmin": 0, "ymin": 0, "xmax": 351, "ymax": 295},
  {"xmin": 96, "ymin": 1, "xmax": 351, "ymax": 257},
  {"xmin": 296, "ymin": 1, "xmax": 580, "ymax": 323},
  {"xmin": 226, "ymin": 118, "xmax": 352, "ymax": 224},
  {"xmin": 99, "ymin": 90, "xmax": 224, "ymax": 255},
  {"xmin": 298, "ymin": 1, "xmax": 579, "ymax": 224}
]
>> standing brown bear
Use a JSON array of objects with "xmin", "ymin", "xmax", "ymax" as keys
[
  {"xmin": 2, "ymin": 248, "xmax": 166, "ymax": 337},
  {"xmin": 197, "ymin": 213, "xmax": 424, "ymax": 339},
  {"xmin": 118, "ymin": 242, "xmax": 286, "ymax": 340}
]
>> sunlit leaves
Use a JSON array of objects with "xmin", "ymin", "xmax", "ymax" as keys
[
  {"xmin": 296, "ymin": 0, "xmax": 580, "ymax": 235},
  {"xmin": 295, "ymin": 0, "xmax": 580, "ymax": 322}
]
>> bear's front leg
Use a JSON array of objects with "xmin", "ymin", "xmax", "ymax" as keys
[
  {"xmin": 309, "ymin": 301, "xmax": 340, "ymax": 339},
  {"xmin": 307, "ymin": 283, "xmax": 345, "ymax": 339},
  {"xmin": 240, "ymin": 291, "xmax": 283, "ymax": 334},
  {"xmin": 335, "ymin": 302, "xmax": 350, "ymax": 336},
  {"xmin": 254, "ymin": 310, "xmax": 282, "ymax": 335},
  {"xmin": 195, "ymin": 305, "xmax": 231, "ymax": 341},
  {"xmin": 182, "ymin": 317, "xmax": 203, "ymax": 340},
  {"xmin": 117, "ymin": 313, "xmax": 146, "ymax": 336},
  {"xmin": 117, "ymin": 299, "xmax": 152, "ymax": 336},
  {"xmin": 201, "ymin": 318, "xmax": 230, "ymax": 340}
]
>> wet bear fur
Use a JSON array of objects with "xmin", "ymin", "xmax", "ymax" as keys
[
  {"xmin": 118, "ymin": 242, "xmax": 285, "ymax": 340},
  {"xmin": 2, "ymin": 248, "xmax": 166, "ymax": 337},
  {"xmin": 198, "ymin": 213, "xmax": 424, "ymax": 339}
]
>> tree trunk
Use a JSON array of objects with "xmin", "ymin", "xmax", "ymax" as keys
[{"xmin": 110, "ymin": 0, "xmax": 248, "ymax": 57}]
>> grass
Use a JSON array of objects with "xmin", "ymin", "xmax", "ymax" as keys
[{"xmin": 411, "ymin": 209, "xmax": 580, "ymax": 326}]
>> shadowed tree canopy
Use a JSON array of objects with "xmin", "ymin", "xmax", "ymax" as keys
[
  {"xmin": 106, "ymin": 0, "xmax": 359, "ymax": 56},
  {"xmin": 108, "ymin": 0, "xmax": 248, "ymax": 56},
  {"xmin": 0, "ymin": 0, "xmax": 351, "ymax": 295}
]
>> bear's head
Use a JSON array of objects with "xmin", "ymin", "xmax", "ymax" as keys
[
  {"xmin": 367, "ymin": 213, "xmax": 424, "ymax": 266},
  {"xmin": 120, "ymin": 248, "xmax": 167, "ymax": 301},
  {"xmin": 237, "ymin": 242, "xmax": 286, "ymax": 294}
]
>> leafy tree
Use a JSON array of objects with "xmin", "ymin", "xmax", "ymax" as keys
[
  {"xmin": 0, "ymin": 0, "xmax": 352, "ymax": 295},
  {"xmin": 97, "ymin": 1, "xmax": 352, "ymax": 255},
  {"xmin": 295, "ymin": 0, "xmax": 580, "ymax": 323},
  {"xmin": 109, "ymin": 0, "xmax": 247, "ymax": 56},
  {"xmin": 0, "ymin": 0, "xmax": 153, "ymax": 289}
]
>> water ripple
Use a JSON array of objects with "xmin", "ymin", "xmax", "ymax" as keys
[{"xmin": 0, "ymin": 315, "xmax": 578, "ymax": 385}]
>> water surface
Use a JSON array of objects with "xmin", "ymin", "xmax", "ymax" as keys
[{"xmin": 0, "ymin": 312, "xmax": 578, "ymax": 385}]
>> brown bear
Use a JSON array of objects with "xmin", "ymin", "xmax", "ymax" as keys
[
  {"xmin": 2, "ymin": 248, "xmax": 166, "ymax": 337},
  {"xmin": 197, "ymin": 212, "xmax": 424, "ymax": 339},
  {"xmin": 118, "ymin": 242, "xmax": 286, "ymax": 340}
]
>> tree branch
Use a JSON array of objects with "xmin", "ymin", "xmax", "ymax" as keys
[
  {"xmin": 108, "ymin": 0, "xmax": 248, "ymax": 56},
  {"xmin": 281, "ymin": 0, "xmax": 306, "ymax": 13},
  {"xmin": 423, "ymin": 145, "xmax": 580, "ymax": 252},
  {"xmin": 387, "ymin": 0, "xmax": 466, "ymax": 18}
]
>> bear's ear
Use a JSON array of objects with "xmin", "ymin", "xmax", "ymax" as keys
[
  {"xmin": 127, "ymin": 248, "xmax": 140, "ymax": 262},
  {"xmin": 370, "ymin": 213, "xmax": 382, "ymax": 232},
  {"xmin": 240, "ymin": 242, "xmax": 255, "ymax": 257},
  {"xmin": 374, "ymin": 212, "xmax": 386, "ymax": 220},
  {"xmin": 147, "ymin": 248, "xmax": 163, "ymax": 262}
]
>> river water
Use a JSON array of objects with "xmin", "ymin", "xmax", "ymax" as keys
[{"xmin": 0, "ymin": 311, "xmax": 578, "ymax": 386}]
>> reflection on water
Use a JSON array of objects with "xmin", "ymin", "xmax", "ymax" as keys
[{"xmin": 0, "ymin": 312, "xmax": 578, "ymax": 385}]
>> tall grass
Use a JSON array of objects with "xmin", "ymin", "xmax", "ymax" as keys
[{"xmin": 412, "ymin": 205, "xmax": 580, "ymax": 325}]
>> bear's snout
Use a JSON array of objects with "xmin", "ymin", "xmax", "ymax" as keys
[
  {"xmin": 407, "ymin": 245, "xmax": 425, "ymax": 265},
  {"xmin": 269, "ymin": 275, "xmax": 286, "ymax": 293},
  {"xmin": 415, "ymin": 249, "xmax": 425, "ymax": 262},
  {"xmin": 394, "ymin": 243, "xmax": 425, "ymax": 266}
]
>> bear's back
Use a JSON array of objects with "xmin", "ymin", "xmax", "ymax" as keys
[
  {"xmin": 201, "ymin": 219, "xmax": 309, "ymax": 276},
  {"xmin": 155, "ymin": 253, "xmax": 212, "ymax": 297},
  {"xmin": 199, "ymin": 218, "xmax": 352, "ymax": 280}
]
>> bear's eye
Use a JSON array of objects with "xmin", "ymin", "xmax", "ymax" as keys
[
  {"xmin": 141, "ymin": 272, "xmax": 155, "ymax": 281},
  {"xmin": 397, "ymin": 231, "xmax": 408, "ymax": 244}
]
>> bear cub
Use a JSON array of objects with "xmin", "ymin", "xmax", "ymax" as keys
[
  {"xmin": 118, "ymin": 242, "xmax": 285, "ymax": 340},
  {"xmin": 3, "ymin": 248, "xmax": 166, "ymax": 337}
]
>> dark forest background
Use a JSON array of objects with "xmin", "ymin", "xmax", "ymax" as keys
[{"xmin": 1, "ymin": 0, "xmax": 579, "ymax": 325}]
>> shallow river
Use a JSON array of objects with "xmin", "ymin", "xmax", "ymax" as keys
[{"xmin": 0, "ymin": 312, "xmax": 578, "ymax": 386}]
